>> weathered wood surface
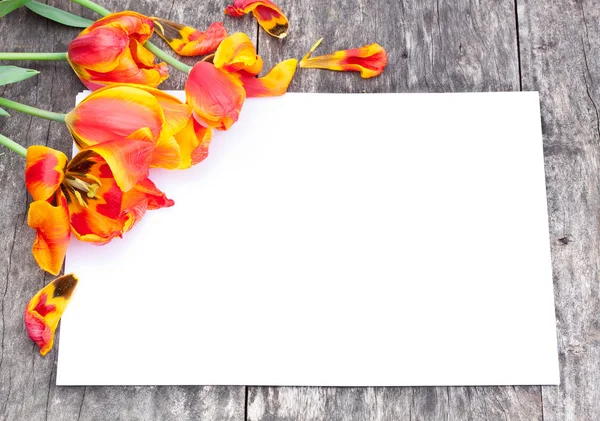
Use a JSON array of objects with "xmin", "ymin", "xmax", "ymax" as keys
[
  {"xmin": 0, "ymin": 0, "xmax": 596, "ymax": 419},
  {"xmin": 519, "ymin": 1, "xmax": 600, "ymax": 420}
]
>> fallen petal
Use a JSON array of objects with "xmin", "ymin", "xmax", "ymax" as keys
[
  {"xmin": 300, "ymin": 40, "xmax": 388, "ymax": 79},
  {"xmin": 153, "ymin": 18, "xmax": 228, "ymax": 57},
  {"xmin": 224, "ymin": 0, "xmax": 289, "ymax": 39},
  {"xmin": 24, "ymin": 274, "xmax": 79, "ymax": 356}
]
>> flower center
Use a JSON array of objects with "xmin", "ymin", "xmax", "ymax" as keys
[{"xmin": 63, "ymin": 172, "xmax": 102, "ymax": 207}]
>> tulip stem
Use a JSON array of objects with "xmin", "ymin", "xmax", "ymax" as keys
[
  {"xmin": 0, "ymin": 98, "xmax": 67, "ymax": 123},
  {"xmin": 69, "ymin": 0, "xmax": 111, "ymax": 16},
  {"xmin": 0, "ymin": 134, "xmax": 27, "ymax": 157},
  {"xmin": 0, "ymin": 52, "xmax": 68, "ymax": 61},
  {"xmin": 143, "ymin": 42, "xmax": 192, "ymax": 74},
  {"xmin": 68, "ymin": 0, "xmax": 193, "ymax": 74}
]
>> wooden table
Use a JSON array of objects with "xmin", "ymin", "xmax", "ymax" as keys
[{"xmin": 0, "ymin": 0, "xmax": 596, "ymax": 419}]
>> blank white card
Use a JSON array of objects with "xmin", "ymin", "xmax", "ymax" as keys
[{"xmin": 58, "ymin": 92, "xmax": 559, "ymax": 386}]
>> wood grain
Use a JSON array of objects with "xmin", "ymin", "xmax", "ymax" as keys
[
  {"xmin": 256, "ymin": 0, "xmax": 520, "ymax": 93},
  {"xmin": 519, "ymin": 0, "xmax": 600, "ymax": 420}
]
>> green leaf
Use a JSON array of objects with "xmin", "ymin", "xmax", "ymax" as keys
[
  {"xmin": 0, "ymin": 0, "xmax": 31, "ymax": 17},
  {"xmin": 26, "ymin": 1, "xmax": 93, "ymax": 28},
  {"xmin": 0, "ymin": 107, "xmax": 9, "ymax": 117},
  {"xmin": 0, "ymin": 65, "xmax": 39, "ymax": 86}
]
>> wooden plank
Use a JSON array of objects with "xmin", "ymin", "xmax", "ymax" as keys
[
  {"xmin": 256, "ymin": 0, "xmax": 520, "ymax": 93},
  {"xmin": 0, "ymin": 1, "xmax": 250, "ymax": 419},
  {"xmin": 248, "ymin": 387, "xmax": 543, "ymax": 421},
  {"xmin": 519, "ymin": 0, "xmax": 600, "ymax": 420},
  {"xmin": 249, "ymin": 0, "xmax": 545, "ymax": 420}
]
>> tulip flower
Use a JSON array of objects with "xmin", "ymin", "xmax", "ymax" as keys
[
  {"xmin": 225, "ymin": 0, "xmax": 289, "ymax": 39},
  {"xmin": 300, "ymin": 39, "xmax": 388, "ymax": 79},
  {"xmin": 25, "ymin": 274, "xmax": 79, "ymax": 356},
  {"xmin": 0, "ymin": 84, "xmax": 212, "ymax": 170},
  {"xmin": 65, "ymin": 84, "xmax": 212, "ymax": 169},
  {"xmin": 25, "ymin": 141, "xmax": 174, "ymax": 275},
  {"xmin": 153, "ymin": 18, "xmax": 228, "ymax": 57},
  {"xmin": 211, "ymin": 32, "xmax": 297, "ymax": 97},
  {"xmin": 67, "ymin": 11, "xmax": 169, "ymax": 90}
]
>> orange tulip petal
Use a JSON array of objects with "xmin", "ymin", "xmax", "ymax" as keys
[
  {"xmin": 83, "ymin": 139, "xmax": 155, "ymax": 192},
  {"xmin": 27, "ymin": 193, "xmax": 71, "ymax": 276},
  {"xmin": 224, "ymin": 0, "xmax": 288, "ymax": 39},
  {"xmin": 150, "ymin": 88, "xmax": 193, "ymax": 138},
  {"xmin": 153, "ymin": 18, "xmax": 228, "ymax": 57},
  {"xmin": 120, "ymin": 177, "xmax": 175, "ymax": 232},
  {"xmin": 68, "ymin": 26, "xmax": 129, "ymax": 73},
  {"xmin": 185, "ymin": 61, "xmax": 246, "ymax": 131},
  {"xmin": 65, "ymin": 84, "xmax": 165, "ymax": 150},
  {"xmin": 151, "ymin": 135, "xmax": 181, "ymax": 170},
  {"xmin": 240, "ymin": 58, "xmax": 297, "ymax": 97},
  {"xmin": 25, "ymin": 146, "xmax": 68, "ymax": 202},
  {"xmin": 129, "ymin": 38, "xmax": 157, "ymax": 68},
  {"xmin": 69, "ymin": 200, "xmax": 127, "ymax": 243},
  {"xmin": 300, "ymin": 39, "xmax": 388, "ymax": 79},
  {"xmin": 213, "ymin": 32, "xmax": 263, "ymax": 75},
  {"xmin": 175, "ymin": 117, "xmax": 213, "ymax": 169},
  {"xmin": 134, "ymin": 86, "xmax": 193, "ymax": 169},
  {"xmin": 83, "ymin": 48, "xmax": 168, "ymax": 88},
  {"xmin": 24, "ymin": 274, "xmax": 78, "ymax": 356}
]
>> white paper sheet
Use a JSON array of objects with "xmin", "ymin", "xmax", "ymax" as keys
[{"xmin": 57, "ymin": 92, "xmax": 559, "ymax": 386}]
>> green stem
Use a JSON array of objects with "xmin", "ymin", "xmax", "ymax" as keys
[
  {"xmin": 69, "ymin": 0, "xmax": 192, "ymax": 74},
  {"xmin": 0, "ymin": 52, "xmax": 68, "ymax": 61},
  {"xmin": 69, "ymin": 0, "xmax": 111, "ymax": 16},
  {"xmin": 0, "ymin": 134, "xmax": 27, "ymax": 157},
  {"xmin": 0, "ymin": 98, "xmax": 67, "ymax": 123},
  {"xmin": 144, "ymin": 42, "xmax": 192, "ymax": 74}
]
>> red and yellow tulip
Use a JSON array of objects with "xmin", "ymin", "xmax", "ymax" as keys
[
  {"xmin": 153, "ymin": 18, "xmax": 228, "ymax": 57},
  {"xmin": 300, "ymin": 39, "xmax": 388, "ymax": 79},
  {"xmin": 67, "ymin": 11, "xmax": 169, "ymax": 90},
  {"xmin": 185, "ymin": 61, "xmax": 247, "ymax": 131},
  {"xmin": 65, "ymin": 84, "xmax": 212, "ymax": 170},
  {"xmin": 184, "ymin": 32, "xmax": 297, "ymax": 130},
  {"xmin": 25, "ymin": 274, "xmax": 79, "ymax": 356},
  {"xmin": 25, "ymin": 141, "xmax": 173, "ymax": 275},
  {"xmin": 225, "ymin": 0, "xmax": 289, "ymax": 39},
  {"xmin": 212, "ymin": 32, "xmax": 297, "ymax": 97}
]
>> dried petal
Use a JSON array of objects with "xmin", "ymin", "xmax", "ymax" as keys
[
  {"xmin": 224, "ymin": 0, "xmax": 288, "ymax": 39},
  {"xmin": 153, "ymin": 18, "xmax": 228, "ymax": 57},
  {"xmin": 300, "ymin": 39, "xmax": 388, "ymax": 79},
  {"xmin": 24, "ymin": 274, "xmax": 79, "ymax": 356}
]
